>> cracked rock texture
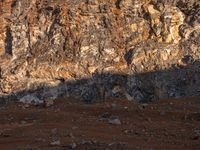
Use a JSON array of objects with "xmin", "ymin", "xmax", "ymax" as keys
[{"xmin": 0, "ymin": 0, "xmax": 200, "ymax": 103}]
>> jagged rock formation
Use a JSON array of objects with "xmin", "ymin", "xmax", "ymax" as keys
[{"xmin": 0, "ymin": 0, "xmax": 200, "ymax": 103}]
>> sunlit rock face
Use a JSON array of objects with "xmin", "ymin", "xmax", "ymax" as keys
[{"xmin": 0, "ymin": 0, "xmax": 199, "ymax": 103}]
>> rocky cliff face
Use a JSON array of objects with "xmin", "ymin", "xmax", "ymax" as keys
[{"xmin": 0, "ymin": 0, "xmax": 200, "ymax": 103}]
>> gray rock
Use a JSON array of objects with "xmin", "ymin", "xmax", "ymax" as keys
[
  {"xmin": 108, "ymin": 118, "xmax": 121, "ymax": 125},
  {"xmin": 19, "ymin": 95, "xmax": 43, "ymax": 105},
  {"xmin": 68, "ymin": 142, "xmax": 77, "ymax": 149}
]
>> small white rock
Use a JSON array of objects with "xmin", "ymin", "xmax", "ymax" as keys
[
  {"xmin": 50, "ymin": 140, "xmax": 61, "ymax": 146},
  {"xmin": 108, "ymin": 118, "xmax": 121, "ymax": 125}
]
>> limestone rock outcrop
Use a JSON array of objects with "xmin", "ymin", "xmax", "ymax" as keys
[{"xmin": 0, "ymin": 0, "xmax": 199, "ymax": 103}]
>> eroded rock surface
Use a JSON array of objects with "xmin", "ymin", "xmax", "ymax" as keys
[{"xmin": 0, "ymin": 0, "xmax": 200, "ymax": 103}]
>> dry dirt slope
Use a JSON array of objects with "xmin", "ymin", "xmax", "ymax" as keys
[{"xmin": 0, "ymin": 97, "xmax": 200, "ymax": 150}]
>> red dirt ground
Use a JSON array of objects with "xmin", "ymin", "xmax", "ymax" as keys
[{"xmin": 0, "ymin": 97, "xmax": 200, "ymax": 150}]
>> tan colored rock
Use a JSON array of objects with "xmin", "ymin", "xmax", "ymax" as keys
[
  {"xmin": 161, "ymin": 6, "xmax": 185, "ymax": 43},
  {"xmin": 0, "ymin": 33, "xmax": 5, "ymax": 56},
  {"xmin": 88, "ymin": 66, "xmax": 97, "ymax": 74},
  {"xmin": 147, "ymin": 4, "xmax": 162, "ymax": 36},
  {"xmin": 144, "ymin": 3, "xmax": 185, "ymax": 43}
]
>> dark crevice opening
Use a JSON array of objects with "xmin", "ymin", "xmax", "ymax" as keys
[{"xmin": 5, "ymin": 27, "xmax": 12, "ymax": 55}]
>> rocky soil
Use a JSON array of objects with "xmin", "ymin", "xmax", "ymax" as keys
[
  {"xmin": 0, "ymin": 0, "xmax": 200, "ymax": 103},
  {"xmin": 0, "ymin": 1, "xmax": 200, "ymax": 149},
  {"xmin": 0, "ymin": 97, "xmax": 200, "ymax": 150}
]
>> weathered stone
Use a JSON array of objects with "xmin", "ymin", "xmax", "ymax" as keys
[
  {"xmin": 19, "ymin": 95, "xmax": 43, "ymax": 105},
  {"xmin": 0, "ymin": 0, "xmax": 199, "ymax": 103}
]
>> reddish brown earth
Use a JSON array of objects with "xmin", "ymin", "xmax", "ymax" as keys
[{"xmin": 0, "ymin": 97, "xmax": 200, "ymax": 150}]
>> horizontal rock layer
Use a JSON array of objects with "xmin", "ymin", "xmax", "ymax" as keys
[{"xmin": 0, "ymin": 0, "xmax": 200, "ymax": 103}]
